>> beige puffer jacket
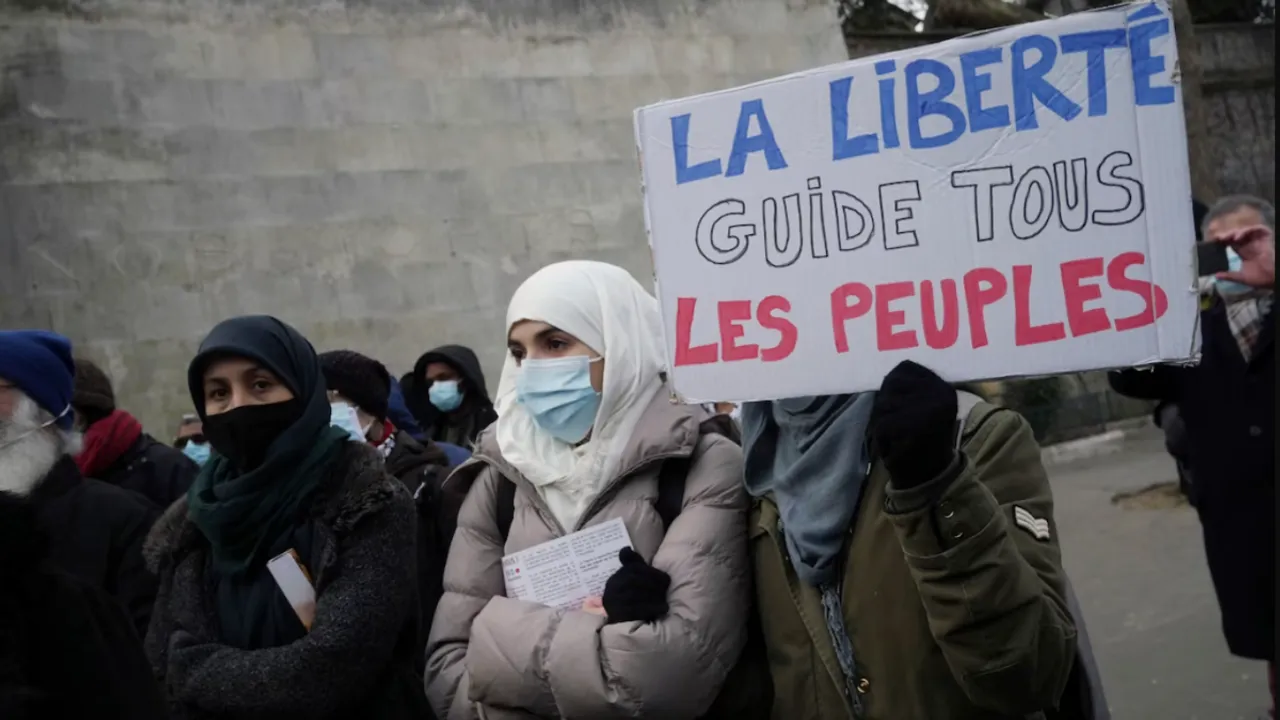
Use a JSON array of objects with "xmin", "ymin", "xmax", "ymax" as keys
[{"xmin": 424, "ymin": 394, "xmax": 749, "ymax": 720}]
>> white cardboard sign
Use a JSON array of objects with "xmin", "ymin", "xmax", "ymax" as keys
[{"xmin": 635, "ymin": 2, "xmax": 1199, "ymax": 403}]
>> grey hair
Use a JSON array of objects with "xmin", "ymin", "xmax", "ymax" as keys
[
  {"xmin": 22, "ymin": 392, "xmax": 83, "ymax": 456},
  {"xmin": 1202, "ymin": 194, "xmax": 1276, "ymax": 236}
]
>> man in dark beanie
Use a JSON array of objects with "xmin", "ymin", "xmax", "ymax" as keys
[
  {"xmin": 319, "ymin": 349, "xmax": 456, "ymax": 673},
  {"xmin": 0, "ymin": 331, "xmax": 159, "ymax": 639},
  {"xmin": 71, "ymin": 357, "xmax": 197, "ymax": 509}
]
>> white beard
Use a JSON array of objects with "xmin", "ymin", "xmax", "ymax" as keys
[{"xmin": 0, "ymin": 394, "xmax": 72, "ymax": 496}]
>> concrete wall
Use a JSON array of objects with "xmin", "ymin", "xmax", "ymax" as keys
[
  {"xmin": 1195, "ymin": 22, "xmax": 1276, "ymax": 201},
  {"xmin": 0, "ymin": 0, "xmax": 847, "ymax": 434}
]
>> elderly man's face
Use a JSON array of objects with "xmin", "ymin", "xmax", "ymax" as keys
[
  {"xmin": 0, "ymin": 382, "xmax": 66, "ymax": 495},
  {"xmin": 1206, "ymin": 206, "xmax": 1267, "ymax": 238}
]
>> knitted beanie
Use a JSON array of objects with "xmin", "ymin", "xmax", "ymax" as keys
[
  {"xmin": 72, "ymin": 357, "xmax": 117, "ymax": 423},
  {"xmin": 0, "ymin": 330, "xmax": 76, "ymax": 430},
  {"xmin": 318, "ymin": 350, "xmax": 391, "ymax": 420}
]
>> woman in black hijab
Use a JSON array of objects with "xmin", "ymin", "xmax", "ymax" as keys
[{"xmin": 142, "ymin": 316, "xmax": 427, "ymax": 719}]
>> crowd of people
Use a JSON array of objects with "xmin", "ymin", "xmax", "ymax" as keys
[{"xmin": 0, "ymin": 195, "xmax": 1273, "ymax": 719}]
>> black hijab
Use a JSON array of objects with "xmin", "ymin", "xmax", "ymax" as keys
[{"xmin": 185, "ymin": 315, "xmax": 350, "ymax": 649}]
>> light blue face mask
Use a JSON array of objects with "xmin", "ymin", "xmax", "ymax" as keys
[
  {"xmin": 516, "ymin": 355, "xmax": 602, "ymax": 444},
  {"xmin": 1216, "ymin": 247, "xmax": 1254, "ymax": 296},
  {"xmin": 182, "ymin": 441, "xmax": 211, "ymax": 466},
  {"xmin": 429, "ymin": 380, "xmax": 464, "ymax": 412},
  {"xmin": 329, "ymin": 402, "xmax": 368, "ymax": 443}
]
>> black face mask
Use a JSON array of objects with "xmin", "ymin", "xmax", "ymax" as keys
[{"xmin": 201, "ymin": 399, "xmax": 302, "ymax": 472}]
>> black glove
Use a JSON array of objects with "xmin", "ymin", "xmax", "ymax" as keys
[
  {"xmin": 871, "ymin": 360, "xmax": 958, "ymax": 489},
  {"xmin": 602, "ymin": 547, "xmax": 671, "ymax": 623}
]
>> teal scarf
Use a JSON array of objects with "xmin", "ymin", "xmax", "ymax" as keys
[
  {"xmin": 184, "ymin": 315, "xmax": 354, "ymax": 648},
  {"xmin": 187, "ymin": 423, "xmax": 349, "ymax": 575}
]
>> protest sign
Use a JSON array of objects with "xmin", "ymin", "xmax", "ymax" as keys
[{"xmin": 634, "ymin": 1, "xmax": 1199, "ymax": 403}]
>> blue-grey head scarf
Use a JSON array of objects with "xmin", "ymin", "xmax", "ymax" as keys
[{"xmin": 740, "ymin": 393, "xmax": 876, "ymax": 588}]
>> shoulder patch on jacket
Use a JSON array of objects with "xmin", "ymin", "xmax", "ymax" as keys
[{"xmin": 1013, "ymin": 505, "xmax": 1051, "ymax": 541}]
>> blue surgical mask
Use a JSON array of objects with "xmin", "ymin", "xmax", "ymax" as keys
[
  {"xmin": 182, "ymin": 441, "xmax": 211, "ymax": 466},
  {"xmin": 516, "ymin": 356, "xmax": 601, "ymax": 444},
  {"xmin": 1215, "ymin": 247, "xmax": 1253, "ymax": 296},
  {"xmin": 429, "ymin": 380, "xmax": 464, "ymax": 412},
  {"xmin": 329, "ymin": 402, "xmax": 368, "ymax": 443}
]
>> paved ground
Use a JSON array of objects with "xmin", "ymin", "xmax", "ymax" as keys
[{"xmin": 1053, "ymin": 427, "xmax": 1271, "ymax": 719}]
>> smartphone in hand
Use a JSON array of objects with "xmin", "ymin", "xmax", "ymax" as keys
[{"xmin": 1196, "ymin": 241, "xmax": 1229, "ymax": 277}]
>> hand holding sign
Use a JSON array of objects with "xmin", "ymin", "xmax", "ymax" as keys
[
  {"xmin": 872, "ymin": 361, "xmax": 958, "ymax": 490},
  {"xmin": 635, "ymin": 3, "xmax": 1199, "ymax": 402},
  {"xmin": 1209, "ymin": 224, "xmax": 1275, "ymax": 290}
]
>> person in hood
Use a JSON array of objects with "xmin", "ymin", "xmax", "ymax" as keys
[
  {"xmin": 743, "ymin": 361, "xmax": 1085, "ymax": 720},
  {"xmin": 0, "ymin": 491, "xmax": 167, "ymax": 720},
  {"xmin": 71, "ymin": 358, "xmax": 198, "ymax": 508},
  {"xmin": 143, "ymin": 316, "xmax": 427, "ymax": 719},
  {"xmin": 404, "ymin": 344, "xmax": 497, "ymax": 448},
  {"xmin": 425, "ymin": 261, "xmax": 750, "ymax": 719},
  {"xmin": 1110, "ymin": 194, "xmax": 1275, "ymax": 714},
  {"xmin": 0, "ymin": 330, "xmax": 160, "ymax": 640}
]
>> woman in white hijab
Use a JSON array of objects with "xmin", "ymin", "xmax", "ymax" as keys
[{"xmin": 425, "ymin": 260, "xmax": 751, "ymax": 719}]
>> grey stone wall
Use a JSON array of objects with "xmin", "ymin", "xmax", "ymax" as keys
[{"xmin": 0, "ymin": 0, "xmax": 847, "ymax": 434}]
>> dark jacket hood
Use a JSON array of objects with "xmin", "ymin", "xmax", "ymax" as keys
[{"xmin": 386, "ymin": 377, "xmax": 425, "ymax": 439}]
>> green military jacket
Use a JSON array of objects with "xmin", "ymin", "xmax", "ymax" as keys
[{"xmin": 750, "ymin": 401, "xmax": 1078, "ymax": 720}]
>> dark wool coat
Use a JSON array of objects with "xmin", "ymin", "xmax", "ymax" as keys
[
  {"xmin": 30, "ymin": 456, "xmax": 160, "ymax": 639},
  {"xmin": 1109, "ymin": 298, "xmax": 1274, "ymax": 661},
  {"xmin": 94, "ymin": 433, "xmax": 198, "ymax": 509},
  {"xmin": 0, "ymin": 492, "xmax": 167, "ymax": 720},
  {"xmin": 143, "ymin": 442, "xmax": 429, "ymax": 719}
]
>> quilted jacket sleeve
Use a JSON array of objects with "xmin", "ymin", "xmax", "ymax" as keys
[
  {"xmin": 430, "ymin": 436, "xmax": 750, "ymax": 720},
  {"xmin": 540, "ymin": 434, "xmax": 750, "ymax": 718},
  {"xmin": 884, "ymin": 407, "xmax": 1077, "ymax": 716}
]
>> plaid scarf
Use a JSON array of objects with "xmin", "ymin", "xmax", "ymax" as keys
[{"xmin": 1220, "ymin": 289, "xmax": 1274, "ymax": 361}]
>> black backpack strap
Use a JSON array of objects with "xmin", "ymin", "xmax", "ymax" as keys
[
  {"xmin": 496, "ymin": 478, "xmax": 516, "ymax": 542},
  {"xmin": 656, "ymin": 416, "xmax": 739, "ymax": 532},
  {"xmin": 655, "ymin": 455, "xmax": 690, "ymax": 532}
]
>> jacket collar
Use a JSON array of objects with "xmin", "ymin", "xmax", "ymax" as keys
[{"xmin": 143, "ymin": 441, "xmax": 400, "ymax": 573}]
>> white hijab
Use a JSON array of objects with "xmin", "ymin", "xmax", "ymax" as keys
[{"xmin": 495, "ymin": 260, "xmax": 666, "ymax": 531}]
